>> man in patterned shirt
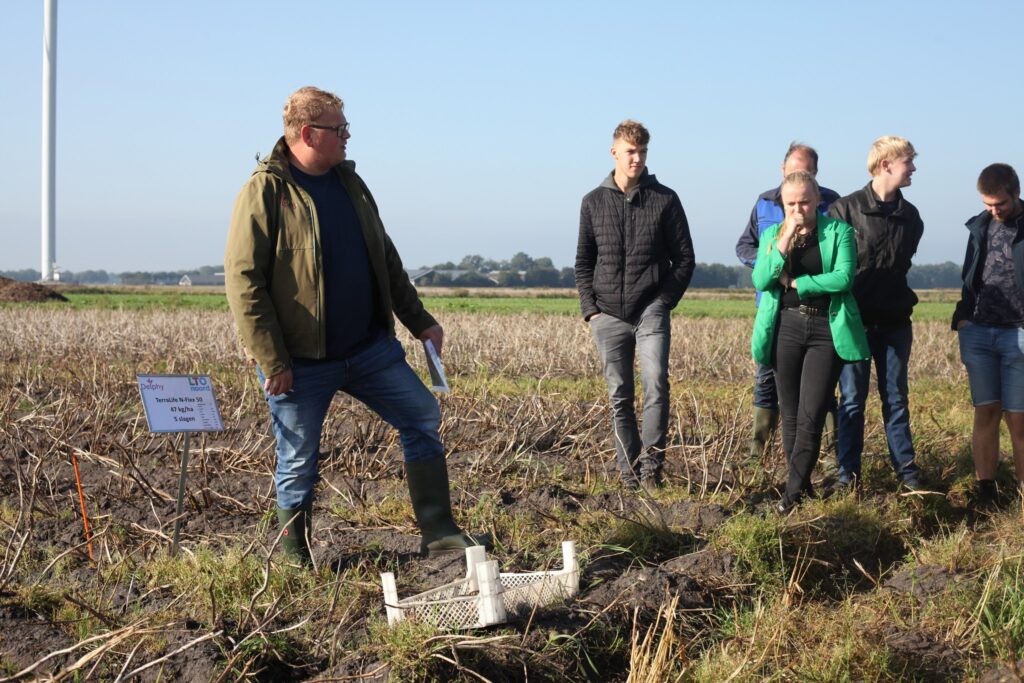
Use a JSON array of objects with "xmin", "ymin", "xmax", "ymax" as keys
[{"xmin": 953, "ymin": 163, "xmax": 1024, "ymax": 504}]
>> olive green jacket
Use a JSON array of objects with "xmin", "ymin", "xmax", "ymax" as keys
[
  {"xmin": 224, "ymin": 137, "xmax": 437, "ymax": 377},
  {"xmin": 750, "ymin": 215, "xmax": 869, "ymax": 365}
]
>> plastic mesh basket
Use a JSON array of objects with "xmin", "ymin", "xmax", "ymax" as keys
[{"xmin": 381, "ymin": 541, "xmax": 578, "ymax": 630}]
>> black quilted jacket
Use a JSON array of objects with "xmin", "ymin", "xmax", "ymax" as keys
[{"xmin": 575, "ymin": 170, "xmax": 695, "ymax": 322}]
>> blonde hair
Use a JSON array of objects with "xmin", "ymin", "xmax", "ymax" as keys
[
  {"xmin": 283, "ymin": 86, "xmax": 343, "ymax": 143},
  {"xmin": 867, "ymin": 136, "xmax": 916, "ymax": 176},
  {"xmin": 781, "ymin": 170, "xmax": 821, "ymax": 200},
  {"xmin": 613, "ymin": 119, "xmax": 650, "ymax": 146}
]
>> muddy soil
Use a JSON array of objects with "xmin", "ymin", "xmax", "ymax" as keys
[
  {"xmin": 882, "ymin": 625, "xmax": 968, "ymax": 681},
  {"xmin": 979, "ymin": 660, "xmax": 1024, "ymax": 682},
  {"xmin": 0, "ymin": 276, "xmax": 68, "ymax": 303},
  {"xmin": 884, "ymin": 564, "xmax": 960, "ymax": 603},
  {"xmin": 0, "ymin": 402, "xmax": 984, "ymax": 681},
  {"xmin": 0, "ymin": 439, "xmax": 747, "ymax": 681}
]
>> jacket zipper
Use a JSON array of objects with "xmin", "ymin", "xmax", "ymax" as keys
[
  {"xmin": 621, "ymin": 193, "xmax": 629, "ymax": 320},
  {"xmin": 294, "ymin": 183, "xmax": 324, "ymax": 359}
]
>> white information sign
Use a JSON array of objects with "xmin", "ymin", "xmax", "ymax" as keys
[
  {"xmin": 423, "ymin": 340, "xmax": 450, "ymax": 393},
  {"xmin": 136, "ymin": 374, "xmax": 224, "ymax": 433}
]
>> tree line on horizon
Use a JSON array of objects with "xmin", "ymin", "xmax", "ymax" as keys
[{"xmin": 1, "ymin": 257, "xmax": 965, "ymax": 289}]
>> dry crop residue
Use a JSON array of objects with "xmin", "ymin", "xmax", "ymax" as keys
[{"xmin": 0, "ymin": 306, "xmax": 1012, "ymax": 681}]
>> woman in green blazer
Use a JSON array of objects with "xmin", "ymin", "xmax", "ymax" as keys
[{"xmin": 751, "ymin": 171, "xmax": 869, "ymax": 512}]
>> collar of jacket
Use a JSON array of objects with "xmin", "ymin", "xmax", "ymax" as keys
[
  {"xmin": 966, "ymin": 206, "xmax": 1024, "ymax": 235},
  {"xmin": 256, "ymin": 136, "xmax": 358, "ymax": 183},
  {"xmin": 599, "ymin": 168, "xmax": 658, "ymax": 201},
  {"xmin": 850, "ymin": 182, "xmax": 907, "ymax": 217},
  {"xmin": 966, "ymin": 209, "xmax": 993, "ymax": 237}
]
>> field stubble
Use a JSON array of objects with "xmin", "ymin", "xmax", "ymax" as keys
[{"xmin": 0, "ymin": 307, "xmax": 1022, "ymax": 682}]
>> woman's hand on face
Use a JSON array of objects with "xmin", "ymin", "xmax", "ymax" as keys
[
  {"xmin": 787, "ymin": 211, "xmax": 808, "ymax": 236},
  {"xmin": 777, "ymin": 217, "xmax": 798, "ymax": 254}
]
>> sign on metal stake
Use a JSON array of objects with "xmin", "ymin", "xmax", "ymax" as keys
[{"xmin": 136, "ymin": 375, "xmax": 224, "ymax": 556}]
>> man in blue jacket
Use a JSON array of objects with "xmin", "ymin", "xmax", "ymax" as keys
[{"xmin": 735, "ymin": 143, "xmax": 840, "ymax": 465}]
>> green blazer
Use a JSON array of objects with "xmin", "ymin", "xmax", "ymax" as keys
[{"xmin": 751, "ymin": 215, "xmax": 869, "ymax": 365}]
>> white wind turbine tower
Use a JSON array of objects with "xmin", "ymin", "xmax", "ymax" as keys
[{"xmin": 41, "ymin": 0, "xmax": 57, "ymax": 282}]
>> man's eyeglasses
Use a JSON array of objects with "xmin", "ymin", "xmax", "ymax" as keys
[{"xmin": 308, "ymin": 122, "xmax": 350, "ymax": 138}]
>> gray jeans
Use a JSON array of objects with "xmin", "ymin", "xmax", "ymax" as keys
[{"xmin": 589, "ymin": 299, "xmax": 671, "ymax": 479}]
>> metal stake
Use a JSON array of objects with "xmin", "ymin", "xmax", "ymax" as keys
[{"xmin": 171, "ymin": 431, "xmax": 191, "ymax": 555}]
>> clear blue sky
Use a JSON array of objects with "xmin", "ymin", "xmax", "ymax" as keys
[{"xmin": 3, "ymin": 1, "xmax": 1022, "ymax": 273}]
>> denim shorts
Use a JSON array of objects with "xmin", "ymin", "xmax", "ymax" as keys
[{"xmin": 958, "ymin": 322, "xmax": 1024, "ymax": 412}]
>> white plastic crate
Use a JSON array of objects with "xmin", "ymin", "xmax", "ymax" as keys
[{"xmin": 381, "ymin": 540, "xmax": 579, "ymax": 630}]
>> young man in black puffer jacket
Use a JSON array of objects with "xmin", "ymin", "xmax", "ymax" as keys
[{"xmin": 575, "ymin": 119, "xmax": 695, "ymax": 490}]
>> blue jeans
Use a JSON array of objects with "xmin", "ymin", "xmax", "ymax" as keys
[
  {"xmin": 958, "ymin": 322, "xmax": 1024, "ymax": 411},
  {"xmin": 837, "ymin": 324, "xmax": 918, "ymax": 481},
  {"xmin": 589, "ymin": 299, "xmax": 671, "ymax": 479},
  {"xmin": 257, "ymin": 336, "xmax": 443, "ymax": 509},
  {"xmin": 753, "ymin": 362, "xmax": 779, "ymax": 410}
]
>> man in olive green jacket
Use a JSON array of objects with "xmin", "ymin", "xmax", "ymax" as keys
[{"xmin": 225, "ymin": 86, "xmax": 483, "ymax": 563}]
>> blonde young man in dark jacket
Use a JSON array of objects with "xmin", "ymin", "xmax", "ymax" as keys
[
  {"xmin": 225, "ymin": 86, "xmax": 483, "ymax": 563},
  {"xmin": 575, "ymin": 120, "xmax": 695, "ymax": 490},
  {"xmin": 828, "ymin": 136, "xmax": 923, "ymax": 491}
]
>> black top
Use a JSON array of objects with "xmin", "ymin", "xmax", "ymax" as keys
[
  {"xmin": 781, "ymin": 236, "xmax": 830, "ymax": 310},
  {"xmin": 290, "ymin": 164, "xmax": 382, "ymax": 359}
]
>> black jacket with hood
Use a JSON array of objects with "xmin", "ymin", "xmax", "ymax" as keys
[{"xmin": 575, "ymin": 170, "xmax": 695, "ymax": 323}]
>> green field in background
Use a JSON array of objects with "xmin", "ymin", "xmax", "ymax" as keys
[
  {"xmin": 58, "ymin": 291, "xmax": 229, "ymax": 310},
  {"xmin": 14, "ymin": 289, "xmax": 957, "ymax": 322},
  {"xmin": 422, "ymin": 296, "xmax": 957, "ymax": 322}
]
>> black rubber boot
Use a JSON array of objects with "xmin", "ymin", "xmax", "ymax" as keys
[
  {"xmin": 406, "ymin": 457, "xmax": 491, "ymax": 555},
  {"xmin": 750, "ymin": 407, "xmax": 779, "ymax": 460},
  {"xmin": 277, "ymin": 504, "xmax": 312, "ymax": 566}
]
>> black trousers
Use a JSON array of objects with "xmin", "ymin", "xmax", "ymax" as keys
[{"xmin": 773, "ymin": 308, "xmax": 843, "ymax": 503}]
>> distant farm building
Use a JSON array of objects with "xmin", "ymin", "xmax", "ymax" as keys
[
  {"xmin": 179, "ymin": 273, "xmax": 225, "ymax": 287},
  {"xmin": 406, "ymin": 268, "xmax": 435, "ymax": 284}
]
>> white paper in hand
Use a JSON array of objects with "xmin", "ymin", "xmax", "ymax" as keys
[{"xmin": 423, "ymin": 340, "xmax": 450, "ymax": 393}]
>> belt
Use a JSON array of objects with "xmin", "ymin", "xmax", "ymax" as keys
[{"xmin": 783, "ymin": 304, "xmax": 829, "ymax": 317}]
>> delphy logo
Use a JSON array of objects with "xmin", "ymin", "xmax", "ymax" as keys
[{"xmin": 141, "ymin": 378, "xmax": 165, "ymax": 391}]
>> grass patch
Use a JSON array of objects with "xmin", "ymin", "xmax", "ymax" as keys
[
  {"xmin": 365, "ymin": 617, "xmax": 443, "ymax": 679},
  {"xmin": 979, "ymin": 558, "xmax": 1024, "ymax": 660},
  {"xmin": 62, "ymin": 291, "xmax": 228, "ymax": 310},
  {"xmin": 711, "ymin": 511, "xmax": 785, "ymax": 589}
]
